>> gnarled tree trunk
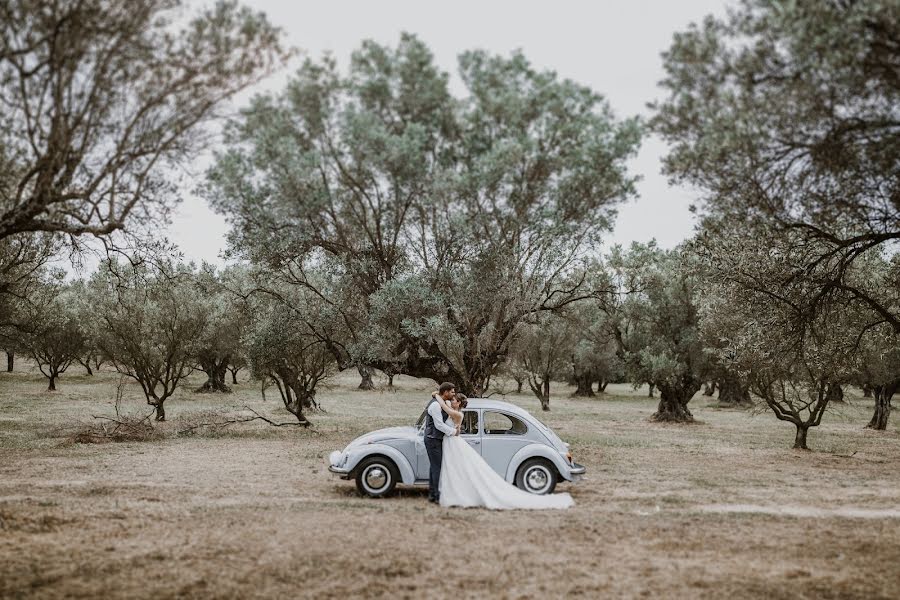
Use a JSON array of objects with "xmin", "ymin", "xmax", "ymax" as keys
[
  {"xmin": 572, "ymin": 372, "xmax": 595, "ymax": 397},
  {"xmin": 718, "ymin": 374, "xmax": 751, "ymax": 406},
  {"xmin": 867, "ymin": 380, "xmax": 897, "ymax": 431},
  {"xmin": 825, "ymin": 383, "xmax": 844, "ymax": 404},
  {"xmin": 652, "ymin": 377, "xmax": 701, "ymax": 422},
  {"xmin": 6, "ymin": 352, "xmax": 12, "ymax": 372},
  {"xmin": 357, "ymin": 365, "xmax": 375, "ymax": 390},
  {"xmin": 196, "ymin": 358, "xmax": 231, "ymax": 393}
]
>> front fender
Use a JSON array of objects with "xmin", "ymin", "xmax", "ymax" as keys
[
  {"xmin": 345, "ymin": 443, "xmax": 416, "ymax": 485},
  {"xmin": 505, "ymin": 444, "xmax": 573, "ymax": 483}
]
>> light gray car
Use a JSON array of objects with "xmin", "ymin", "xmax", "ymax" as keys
[{"xmin": 328, "ymin": 398, "xmax": 586, "ymax": 497}]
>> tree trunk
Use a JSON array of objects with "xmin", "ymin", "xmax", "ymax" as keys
[
  {"xmin": 703, "ymin": 381, "xmax": 717, "ymax": 397},
  {"xmin": 652, "ymin": 378, "xmax": 700, "ymax": 422},
  {"xmin": 6, "ymin": 352, "xmax": 12, "ymax": 372},
  {"xmin": 867, "ymin": 381, "xmax": 897, "ymax": 430},
  {"xmin": 598, "ymin": 379, "xmax": 609, "ymax": 393},
  {"xmin": 154, "ymin": 402, "xmax": 166, "ymax": 422},
  {"xmin": 514, "ymin": 378, "xmax": 523, "ymax": 394},
  {"xmin": 572, "ymin": 373, "xmax": 595, "ymax": 397},
  {"xmin": 793, "ymin": 424, "xmax": 809, "ymax": 450},
  {"xmin": 195, "ymin": 359, "xmax": 231, "ymax": 393},
  {"xmin": 718, "ymin": 374, "xmax": 751, "ymax": 405},
  {"xmin": 387, "ymin": 373, "xmax": 394, "ymax": 388},
  {"xmin": 357, "ymin": 365, "xmax": 375, "ymax": 390},
  {"xmin": 47, "ymin": 374, "xmax": 56, "ymax": 391},
  {"xmin": 229, "ymin": 366, "xmax": 240, "ymax": 385},
  {"xmin": 825, "ymin": 383, "xmax": 844, "ymax": 404},
  {"xmin": 862, "ymin": 384, "xmax": 873, "ymax": 398},
  {"xmin": 83, "ymin": 361, "xmax": 93, "ymax": 376},
  {"xmin": 541, "ymin": 378, "xmax": 550, "ymax": 411},
  {"xmin": 648, "ymin": 383, "xmax": 655, "ymax": 398}
]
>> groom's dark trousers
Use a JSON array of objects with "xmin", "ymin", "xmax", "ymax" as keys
[{"xmin": 425, "ymin": 436, "xmax": 443, "ymax": 502}]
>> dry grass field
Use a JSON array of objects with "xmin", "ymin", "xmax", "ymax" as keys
[{"xmin": 2, "ymin": 364, "xmax": 899, "ymax": 599}]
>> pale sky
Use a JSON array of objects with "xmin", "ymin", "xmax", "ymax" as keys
[{"xmin": 167, "ymin": 0, "xmax": 731, "ymax": 266}]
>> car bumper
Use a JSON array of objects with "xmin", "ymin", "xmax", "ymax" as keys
[
  {"xmin": 328, "ymin": 464, "xmax": 352, "ymax": 479},
  {"xmin": 570, "ymin": 462, "xmax": 586, "ymax": 475}
]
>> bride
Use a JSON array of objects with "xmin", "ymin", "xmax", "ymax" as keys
[{"xmin": 432, "ymin": 392, "xmax": 574, "ymax": 510}]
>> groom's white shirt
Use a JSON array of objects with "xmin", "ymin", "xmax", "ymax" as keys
[{"xmin": 427, "ymin": 401, "xmax": 457, "ymax": 436}]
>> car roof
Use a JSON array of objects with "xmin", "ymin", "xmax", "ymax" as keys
[{"xmin": 464, "ymin": 398, "xmax": 535, "ymax": 421}]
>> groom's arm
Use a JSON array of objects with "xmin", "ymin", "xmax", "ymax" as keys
[{"xmin": 427, "ymin": 402, "xmax": 457, "ymax": 436}]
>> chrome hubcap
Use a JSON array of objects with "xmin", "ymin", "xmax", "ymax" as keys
[
  {"xmin": 364, "ymin": 466, "xmax": 387, "ymax": 491},
  {"xmin": 526, "ymin": 467, "xmax": 550, "ymax": 492}
]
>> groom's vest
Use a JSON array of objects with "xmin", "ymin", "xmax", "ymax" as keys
[{"xmin": 423, "ymin": 397, "xmax": 449, "ymax": 440}]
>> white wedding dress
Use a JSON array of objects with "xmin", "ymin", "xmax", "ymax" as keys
[{"xmin": 439, "ymin": 433, "xmax": 574, "ymax": 510}]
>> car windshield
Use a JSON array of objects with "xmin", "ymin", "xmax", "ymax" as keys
[{"xmin": 415, "ymin": 410, "xmax": 426, "ymax": 429}]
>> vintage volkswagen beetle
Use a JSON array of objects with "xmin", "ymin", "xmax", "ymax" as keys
[{"xmin": 328, "ymin": 398, "xmax": 585, "ymax": 497}]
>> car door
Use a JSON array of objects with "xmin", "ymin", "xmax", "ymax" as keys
[
  {"xmin": 480, "ymin": 411, "xmax": 531, "ymax": 478},
  {"xmin": 459, "ymin": 409, "xmax": 482, "ymax": 454}
]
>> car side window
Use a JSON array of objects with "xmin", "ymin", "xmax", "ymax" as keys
[
  {"xmin": 483, "ymin": 411, "xmax": 527, "ymax": 435},
  {"xmin": 460, "ymin": 410, "xmax": 479, "ymax": 435}
]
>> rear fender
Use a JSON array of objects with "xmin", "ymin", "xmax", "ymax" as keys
[{"xmin": 505, "ymin": 444, "xmax": 572, "ymax": 482}]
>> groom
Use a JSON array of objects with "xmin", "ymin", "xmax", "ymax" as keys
[{"xmin": 424, "ymin": 381, "xmax": 458, "ymax": 504}]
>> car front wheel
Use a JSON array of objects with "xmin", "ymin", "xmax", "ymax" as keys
[
  {"xmin": 515, "ymin": 458, "xmax": 558, "ymax": 495},
  {"xmin": 355, "ymin": 456, "xmax": 400, "ymax": 498}
]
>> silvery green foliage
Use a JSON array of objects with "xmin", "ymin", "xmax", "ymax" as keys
[
  {"xmin": 89, "ymin": 259, "xmax": 206, "ymax": 421},
  {"xmin": 15, "ymin": 275, "xmax": 88, "ymax": 390},
  {"xmin": 653, "ymin": 0, "xmax": 900, "ymax": 331},
  {"xmin": 0, "ymin": 0, "xmax": 289, "ymax": 242},
  {"xmin": 243, "ymin": 288, "xmax": 334, "ymax": 424},
  {"xmin": 694, "ymin": 231, "xmax": 884, "ymax": 447},
  {"xmin": 205, "ymin": 34, "xmax": 641, "ymax": 394},
  {"xmin": 510, "ymin": 312, "xmax": 576, "ymax": 410},
  {"xmin": 191, "ymin": 264, "xmax": 248, "ymax": 393},
  {"xmin": 566, "ymin": 299, "xmax": 625, "ymax": 395},
  {"xmin": 599, "ymin": 242, "xmax": 707, "ymax": 421}
]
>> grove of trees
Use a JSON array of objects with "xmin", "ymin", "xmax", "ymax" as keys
[{"xmin": 1, "ymin": 0, "xmax": 896, "ymax": 450}]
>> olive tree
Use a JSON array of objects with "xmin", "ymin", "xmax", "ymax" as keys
[
  {"xmin": 205, "ymin": 34, "xmax": 641, "ymax": 395},
  {"xmin": 695, "ymin": 231, "xmax": 878, "ymax": 449},
  {"xmin": 192, "ymin": 265, "xmax": 247, "ymax": 393},
  {"xmin": 16, "ymin": 278, "xmax": 87, "ymax": 390},
  {"xmin": 653, "ymin": 0, "xmax": 900, "ymax": 410},
  {"xmin": 511, "ymin": 314, "xmax": 576, "ymax": 411},
  {"xmin": 0, "ymin": 0, "xmax": 288, "ymax": 242},
  {"xmin": 244, "ymin": 292, "xmax": 334, "ymax": 426},
  {"xmin": 567, "ymin": 300, "xmax": 624, "ymax": 397},
  {"xmin": 91, "ymin": 260, "xmax": 206, "ymax": 421},
  {"xmin": 598, "ymin": 243, "xmax": 708, "ymax": 422}
]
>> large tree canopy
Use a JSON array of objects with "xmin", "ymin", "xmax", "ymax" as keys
[
  {"xmin": 0, "ymin": 0, "xmax": 288, "ymax": 241},
  {"xmin": 205, "ymin": 34, "xmax": 641, "ymax": 394},
  {"xmin": 652, "ymin": 0, "xmax": 900, "ymax": 330}
]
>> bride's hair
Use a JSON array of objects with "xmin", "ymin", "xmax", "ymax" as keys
[{"xmin": 454, "ymin": 393, "xmax": 468, "ymax": 409}]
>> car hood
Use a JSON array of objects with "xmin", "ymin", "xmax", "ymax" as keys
[{"xmin": 346, "ymin": 426, "xmax": 419, "ymax": 449}]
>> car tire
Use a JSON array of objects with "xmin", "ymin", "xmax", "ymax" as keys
[
  {"xmin": 515, "ymin": 458, "xmax": 558, "ymax": 495},
  {"xmin": 354, "ymin": 456, "xmax": 400, "ymax": 498}
]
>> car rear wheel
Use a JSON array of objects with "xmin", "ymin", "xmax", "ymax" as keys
[
  {"xmin": 355, "ymin": 456, "xmax": 400, "ymax": 498},
  {"xmin": 515, "ymin": 458, "xmax": 557, "ymax": 495}
]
